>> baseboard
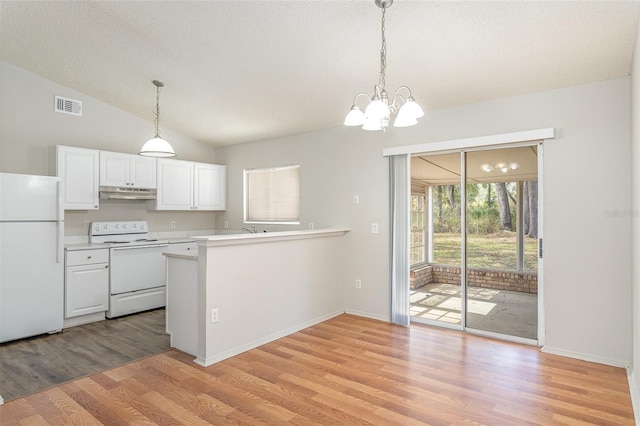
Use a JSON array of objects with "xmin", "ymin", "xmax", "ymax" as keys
[
  {"xmin": 194, "ymin": 309, "xmax": 345, "ymax": 367},
  {"xmin": 628, "ymin": 367, "xmax": 640, "ymax": 425},
  {"xmin": 344, "ymin": 309, "xmax": 389, "ymax": 323},
  {"xmin": 63, "ymin": 312, "xmax": 106, "ymax": 328},
  {"xmin": 541, "ymin": 345, "xmax": 630, "ymax": 368}
]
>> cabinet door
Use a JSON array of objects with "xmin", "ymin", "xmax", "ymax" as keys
[
  {"xmin": 100, "ymin": 152, "xmax": 157, "ymax": 189},
  {"xmin": 194, "ymin": 163, "xmax": 226, "ymax": 210},
  {"xmin": 65, "ymin": 263, "xmax": 109, "ymax": 318},
  {"xmin": 154, "ymin": 159, "xmax": 193, "ymax": 210},
  {"xmin": 100, "ymin": 151, "xmax": 129, "ymax": 187},
  {"xmin": 57, "ymin": 146, "xmax": 99, "ymax": 210},
  {"xmin": 130, "ymin": 156, "xmax": 157, "ymax": 189}
]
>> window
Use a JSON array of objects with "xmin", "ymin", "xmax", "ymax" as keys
[
  {"xmin": 244, "ymin": 164, "xmax": 300, "ymax": 224},
  {"xmin": 410, "ymin": 194, "xmax": 426, "ymax": 266}
]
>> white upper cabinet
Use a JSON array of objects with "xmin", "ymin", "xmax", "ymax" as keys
[
  {"xmin": 194, "ymin": 162, "xmax": 226, "ymax": 211},
  {"xmin": 149, "ymin": 159, "xmax": 226, "ymax": 211},
  {"xmin": 153, "ymin": 158, "xmax": 194, "ymax": 210},
  {"xmin": 55, "ymin": 145, "xmax": 100, "ymax": 210},
  {"xmin": 100, "ymin": 151, "xmax": 156, "ymax": 189}
]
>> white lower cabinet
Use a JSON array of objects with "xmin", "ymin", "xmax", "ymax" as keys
[{"xmin": 65, "ymin": 248, "xmax": 109, "ymax": 321}]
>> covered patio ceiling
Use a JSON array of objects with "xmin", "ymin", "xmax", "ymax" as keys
[{"xmin": 411, "ymin": 145, "xmax": 538, "ymax": 185}]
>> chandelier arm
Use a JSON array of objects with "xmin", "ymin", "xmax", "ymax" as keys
[
  {"xmin": 390, "ymin": 86, "xmax": 413, "ymax": 110},
  {"xmin": 372, "ymin": 84, "xmax": 384, "ymax": 99},
  {"xmin": 352, "ymin": 92, "xmax": 372, "ymax": 106},
  {"xmin": 389, "ymin": 93, "xmax": 405, "ymax": 112},
  {"xmin": 393, "ymin": 85, "xmax": 413, "ymax": 98}
]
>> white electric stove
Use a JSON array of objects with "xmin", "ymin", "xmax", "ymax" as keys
[{"xmin": 90, "ymin": 221, "xmax": 168, "ymax": 318}]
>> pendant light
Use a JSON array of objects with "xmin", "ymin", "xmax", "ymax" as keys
[
  {"xmin": 344, "ymin": 0, "xmax": 424, "ymax": 132},
  {"xmin": 139, "ymin": 80, "xmax": 176, "ymax": 157}
]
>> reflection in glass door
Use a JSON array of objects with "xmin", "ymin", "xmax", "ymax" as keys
[{"xmin": 464, "ymin": 147, "xmax": 538, "ymax": 340}]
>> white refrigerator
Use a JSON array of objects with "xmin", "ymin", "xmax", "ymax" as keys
[{"xmin": 0, "ymin": 172, "xmax": 64, "ymax": 343}]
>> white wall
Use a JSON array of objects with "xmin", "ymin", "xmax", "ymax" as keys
[
  {"xmin": 216, "ymin": 77, "xmax": 633, "ymax": 366},
  {"xmin": 215, "ymin": 132, "xmax": 391, "ymax": 321},
  {"xmin": 629, "ymin": 20, "xmax": 640, "ymax": 422},
  {"xmin": 1, "ymin": 61, "xmax": 219, "ymax": 235}
]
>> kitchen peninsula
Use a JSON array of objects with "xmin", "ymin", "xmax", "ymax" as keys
[{"xmin": 164, "ymin": 228, "xmax": 350, "ymax": 366}]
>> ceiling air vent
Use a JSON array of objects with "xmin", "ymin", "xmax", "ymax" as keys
[{"xmin": 54, "ymin": 96, "xmax": 82, "ymax": 116}]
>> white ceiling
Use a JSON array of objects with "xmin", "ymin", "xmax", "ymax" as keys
[{"xmin": 1, "ymin": 1, "xmax": 638, "ymax": 147}]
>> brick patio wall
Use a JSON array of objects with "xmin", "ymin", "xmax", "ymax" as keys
[{"xmin": 410, "ymin": 264, "xmax": 537, "ymax": 294}]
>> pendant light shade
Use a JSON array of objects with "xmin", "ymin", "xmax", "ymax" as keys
[
  {"xmin": 139, "ymin": 80, "xmax": 176, "ymax": 157},
  {"xmin": 140, "ymin": 136, "xmax": 176, "ymax": 157},
  {"xmin": 344, "ymin": 105, "xmax": 365, "ymax": 126}
]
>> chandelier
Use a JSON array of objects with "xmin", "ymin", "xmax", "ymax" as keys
[
  {"xmin": 344, "ymin": 0, "xmax": 424, "ymax": 131},
  {"xmin": 140, "ymin": 80, "xmax": 176, "ymax": 157}
]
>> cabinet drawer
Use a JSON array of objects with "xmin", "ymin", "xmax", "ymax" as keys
[{"xmin": 66, "ymin": 249, "xmax": 109, "ymax": 266}]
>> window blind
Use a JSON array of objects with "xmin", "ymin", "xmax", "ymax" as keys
[{"xmin": 245, "ymin": 165, "xmax": 300, "ymax": 223}]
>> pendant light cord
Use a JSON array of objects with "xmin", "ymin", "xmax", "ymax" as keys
[{"xmin": 153, "ymin": 81, "xmax": 163, "ymax": 137}]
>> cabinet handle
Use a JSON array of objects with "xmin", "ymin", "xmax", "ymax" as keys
[
  {"xmin": 87, "ymin": 255, "xmax": 92, "ymax": 259},
  {"xmin": 105, "ymin": 265, "xmax": 109, "ymax": 268}
]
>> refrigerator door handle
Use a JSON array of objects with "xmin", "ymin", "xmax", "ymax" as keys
[
  {"xmin": 57, "ymin": 221, "xmax": 64, "ymax": 263},
  {"xmin": 56, "ymin": 179, "xmax": 64, "ymax": 263},
  {"xmin": 57, "ymin": 180, "xmax": 64, "ymax": 222}
]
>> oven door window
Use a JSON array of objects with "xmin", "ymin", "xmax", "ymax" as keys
[{"xmin": 110, "ymin": 245, "xmax": 168, "ymax": 294}]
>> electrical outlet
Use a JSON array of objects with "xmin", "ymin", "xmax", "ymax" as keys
[
  {"xmin": 211, "ymin": 308, "xmax": 219, "ymax": 323},
  {"xmin": 224, "ymin": 220, "xmax": 229, "ymax": 229},
  {"xmin": 353, "ymin": 194, "xmax": 359, "ymax": 204},
  {"xmin": 170, "ymin": 220, "xmax": 176, "ymax": 229},
  {"xmin": 371, "ymin": 223, "xmax": 378, "ymax": 234},
  {"xmin": 355, "ymin": 279, "xmax": 362, "ymax": 289},
  {"xmin": 309, "ymin": 223, "xmax": 314, "ymax": 230}
]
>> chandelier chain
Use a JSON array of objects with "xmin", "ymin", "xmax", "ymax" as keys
[{"xmin": 378, "ymin": 5, "xmax": 386, "ymax": 90}]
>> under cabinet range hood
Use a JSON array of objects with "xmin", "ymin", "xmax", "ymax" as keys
[{"xmin": 99, "ymin": 186, "xmax": 157, "ymax": 200}]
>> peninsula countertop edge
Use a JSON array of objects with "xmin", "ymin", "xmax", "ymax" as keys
[{"xmin": 193, "ymin": 228, "xmax": 351, "ymax": 248}]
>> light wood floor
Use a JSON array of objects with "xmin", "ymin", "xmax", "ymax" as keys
[{"xmin": 0, "ymin": 314, "xmax": 635, "ymax": 425}]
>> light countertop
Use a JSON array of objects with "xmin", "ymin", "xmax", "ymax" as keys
[
  {"xmin": 163, "ymin": 249, "xmax": 198, "ymax": 260},
  {"xmin": 64, "ymin": 243, "xmax": 110, "ymax": 251}
]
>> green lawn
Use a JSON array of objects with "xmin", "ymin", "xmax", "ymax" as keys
[{"xmin": 432, "ymin": 232, "xmax": 538, "ymax": 271}]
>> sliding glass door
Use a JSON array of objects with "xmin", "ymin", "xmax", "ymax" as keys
[
  {"xmin": 410, "ymin": 153, "xmax": 463, "ymax": 328},
  {"xmin": 464, "ymin": 147, "xmax": 538, "ymax": 340},
  {"xmin": 410, "ymin": 145, "xmax": 539, "ymax": 341}
]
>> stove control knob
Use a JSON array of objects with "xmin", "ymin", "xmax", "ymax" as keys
[
  {"xmin": 122, "ymin": 224, "xmax": 128, "ymax": 229},
  {"xmin": 132, "ymin": 223, "xmax": 138, "ymax": 229},
  {"xmin": 114, "ymin": 224, "xmax": 120, "ymax": 229}
]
